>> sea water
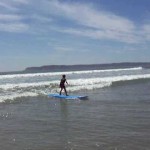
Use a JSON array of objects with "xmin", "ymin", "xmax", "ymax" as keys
[
  {"xmin": 0, "ymin": 66, "xmax": 150, "ymax": 102},
  {"xmin": 0, "ymin": 65, "xmax": 150, "ymax": 149}
]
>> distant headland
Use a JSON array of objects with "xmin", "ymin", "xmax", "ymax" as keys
[
  {"xmin": 24, "ymin": 62, "xmax": 150, "ymax": 73},
  {"xmin": 0, "ymin": 62, "xmax": 150, "ymax": 75}
]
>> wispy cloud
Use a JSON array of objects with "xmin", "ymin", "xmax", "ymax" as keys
[
  {"xmin": 0, "ymin": 0, "xmax": 29, "ymax": 32},
  {"xmin": 53, "ymin": 46, "xmax": 75, "ymax": 52},
  {"xmin": 0, "ymin": 0, "xmax": 150, "ymax": 43},
  {"xmin": 0, "ymin": 14, "xmax": 22, "ymax": 21},
  {"xmin": 47, "ymin": 0, "xmax": 135, "ymax": 32},
  {"xmin": 0, "ymin": 13, "xmax": 29, "ymax": 32},
  {"xmin": 36, "ymin": 0, "xmax": 145, "ymax": 43},
  {"xmin": 0, "ymin": 0, "xmax": 28, "ymax": 11},
  {"xmin": 142, "ymin": 24, "xmax": 150, "ymax": 40},
  {"xmin": 0, "ymin": 1, "xmax": 17, "ymax": 11},
  {"xmin": 59, "ymin": 27, "xmax": 139, "ymax": 43},
  {"xmin": 0, "ymin": 23, "xmax": 29, "ymax": 32},
  {"xmin": 12, "ymin": 0, "xmax": 29, "ymax": 4}
]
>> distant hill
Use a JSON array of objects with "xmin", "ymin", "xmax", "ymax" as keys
[{"xmin": 24, "ymin": 62, "xmax": 150, "ymax": 73}]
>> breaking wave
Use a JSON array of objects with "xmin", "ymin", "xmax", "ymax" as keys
[
  {"xmin": 0, "ymin": 72, "xmax": 150, "ymax": 102},
  {"xmin": 0, "ymin": 67, "xmax": 142, "ymax": 79}
]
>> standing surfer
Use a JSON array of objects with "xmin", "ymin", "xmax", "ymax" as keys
[{"xmin": 59, "ymin": 75, "xmax": 68, "ymax": 96}]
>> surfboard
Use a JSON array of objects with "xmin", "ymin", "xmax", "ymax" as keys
[{"xmin": 48, "ymin": 93, "xmax": 88, "ymax": 100}]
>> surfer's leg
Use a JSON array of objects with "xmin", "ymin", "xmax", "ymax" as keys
[
  {"xmin": 64, "ymin": 87, "xmax": 68, "ymax": 96},
  {"xmin": 59, "ymin": 88, "xmax": 63, "ymax": 95}
]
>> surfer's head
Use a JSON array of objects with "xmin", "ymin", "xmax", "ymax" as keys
[{"xmin": 62, "ymin": 74, "xmax": 66, "ymax": 78}]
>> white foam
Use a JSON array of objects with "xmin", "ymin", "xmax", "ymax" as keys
[
  {"xmin": 0, "ymin": 73, "xmax": 150, "ymax": 91},
  {"xmin": 0, "ymin": 67, "xmax": 142, "ymax": 79},
  {"xmin": 0, "ymin": 92, "xmax": 38, "ymax": 103},
  {"xmin": 0, "ymin": 73, "xmax": 150, "ymax": 102},
  {"xmin": 67, "ymin": 82, "xmax": 112, "ymax": 92},
  {"xmin": 0, "ymin": 81, "xmax": 58, "ymax": 90},
  {"xmin": 68, "ymin": 73, "xmax": 150, "ymax": 86},
  {"xmin": 103, "ymin": 74, "xmax": 150, "ymax": 83}
]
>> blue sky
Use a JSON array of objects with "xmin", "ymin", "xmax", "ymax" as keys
[{"xmin": 0, "ymin": 0, "xmax": 150, "ymax": 71}]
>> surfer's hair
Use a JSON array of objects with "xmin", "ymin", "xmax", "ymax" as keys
[{"xmin": 62, "ymin": 74, "xmax": 66, "ymax": 78}]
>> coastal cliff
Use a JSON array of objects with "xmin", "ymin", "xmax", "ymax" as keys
[{"xmin": 24, "ymin": 62, "xmax": 150, "ymax": 73}]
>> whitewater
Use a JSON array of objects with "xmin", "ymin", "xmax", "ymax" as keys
[{"xmin": 0, "ymin": 66, "xmax": 150, "ymax": 102}]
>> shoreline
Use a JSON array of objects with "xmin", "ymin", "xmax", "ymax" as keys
[{"xmin": 1, "ymin": 62, "xmax": 150, "ymax": 75}]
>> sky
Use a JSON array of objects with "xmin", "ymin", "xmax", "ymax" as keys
[{"xmin": 0, "ymin": 0, "xmax": 150, "ymax": 72}]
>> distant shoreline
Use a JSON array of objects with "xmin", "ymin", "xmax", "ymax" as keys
[
  {"xmin": 25, "ymin": 62, "xmax": 150, "ymax": 73},
  {"xmin": 1, "ymin": 62, "xmax": 150, "ymax": 75}
]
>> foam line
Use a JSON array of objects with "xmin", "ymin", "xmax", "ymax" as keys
[
  {"xmin": 0, "ymin": 73, "xmax": 150, "ymax": 91},
  {"xmin": 0, "ymin": 73, "xmax": 150, "ymax": 102},
  {"xmin": 0, "ymin": 67, "xmax": 142, "ymax": 79},
  {"xmin": 0, "ymin": 92, "xmax": 38, "ymax": 103}
]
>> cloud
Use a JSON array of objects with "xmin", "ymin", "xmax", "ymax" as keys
[
  {"xmin": 12, "ymin": 0, "xmax": 29, "ymax": 4},
  {"xmin": 38, "ymin": 0, "xmax": 142, "ymax": 43},
  {"xmin": 59, "ymin": 27, "xmax": 139, "ymax": 43},
  {"xmin": 30, "ymin": 14, "xmax": 52, "ymax": 23},
  {"xmin": 0, "ymin": 23, "xmax": 29, "ymax": 32},
  {"xmin": 0, "ymin": 0, "xmax": 150, "ymax": 43},
  {"xmin": 0, "ymin": 14, "xmax": 22, "ymax": 21},
  {"xmin": 0, "ymin": 1, "xmax": 29, "ymax": 33},
  {"xmin": 0, "ymin": 2, "xmax": 17, "ymax": 11},
  {"xmin": 49, "ymin": 0, "xmax": 135, "ymax": 32},
  {"xmin": 0, "ymin": 0, "xmax": 28, "ymax": 11},
  {"xmin": 54, "ymin": 46, "xmax": 75, "ymax": 52},
  {"xmin": 0, "ymin": 14, "xmax": 29, "ymax": 32},
  {"xmin": 142, "ymin": 24, "xmax": 150, "ymax": 40}
]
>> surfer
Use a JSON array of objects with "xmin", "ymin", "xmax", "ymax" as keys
[{"xmin": 59, "ymin": 74, "xmax": 68, "ymax": 96}]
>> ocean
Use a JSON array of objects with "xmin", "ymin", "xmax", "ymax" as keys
[{"xmin": 0, "ymin": 64, "xmax": 150, "ymax": 150}]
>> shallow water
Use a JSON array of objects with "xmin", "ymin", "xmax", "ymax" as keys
[
  {"xmin": 0, "ymin": 80, "xmax": 150, "ymax": 150},
  {"xmin": 1, "ymin": 66, "xmax": 150, "ymax": 102}
]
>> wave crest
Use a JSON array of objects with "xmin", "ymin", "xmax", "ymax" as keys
[{"xmin": 0, "ymin": 73, "xmax": 150, "ymax": 102}]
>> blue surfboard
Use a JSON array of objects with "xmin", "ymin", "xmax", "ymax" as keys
[{"xmin": 48, "ymin": 93, "xmax": 88, "ymax": 100}]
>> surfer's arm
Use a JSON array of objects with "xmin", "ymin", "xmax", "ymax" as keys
[{"xmin": 66, "ymin": 80, "xmax": 68, "ymax": 85}]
